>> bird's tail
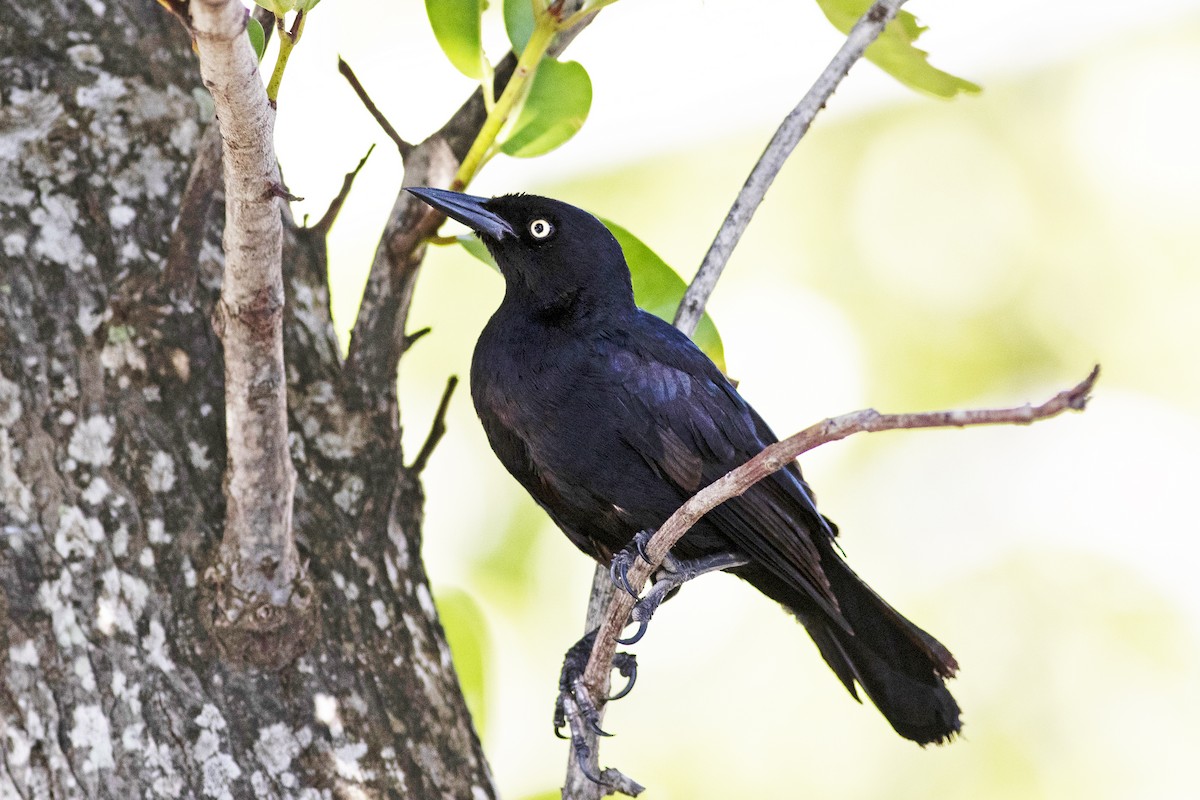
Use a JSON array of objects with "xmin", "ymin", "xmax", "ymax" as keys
[{"xmin": 736, "ymin": 548, "xmax": 963, "ymax": 745}]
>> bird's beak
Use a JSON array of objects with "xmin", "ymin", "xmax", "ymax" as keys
[{"xmin": 406, "ymin": 187, "xmax": 515, "ymax": 240}]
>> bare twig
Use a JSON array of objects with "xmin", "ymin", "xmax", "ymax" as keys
[
  {"xmin": 313, "ymin": 144, "xmax": 375, "ymax": 234},
  {"xmin": 338, "ymin": 57, "xmax": 413, "ymax": 157},
  {"xmin": 673, "ymin": 0, "xmax": 908, "ymax": 336},
  {"xmin": 402, "ymin": 326, "xmax": 433, "ymax": 353},
  {"xmin": 409, "ymin": 375, "xmax": 459, "ymax": 475},
  {"xmin": 269, "ymin": 181, "xmax": 304, "ymax": 202},
  {"xmin": 598, "ymin": 769, "xmax": 646, "ymax": 798},
  {"xmin": 581, "ymin": 367, "xmax": 1100, "ymax": 710},
  {"xmin": 191, "ymin": 0, "xmax": 313, "ymax": 669}
]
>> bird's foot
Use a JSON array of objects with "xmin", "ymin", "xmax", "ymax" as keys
[
  {"xmin": 616, "ymin": 575, "xmax": 672, "ymax": 645},
  {"xmin": 608, "ymin": 528, "xmax": 657, "ymax": 598},
  {"xmin": 554, "ymin": 630, "xmax": 638, "ymax": 783},
  {"xmin": 618, "ymin": 550, "xmax": 752, "ymax": 645}
]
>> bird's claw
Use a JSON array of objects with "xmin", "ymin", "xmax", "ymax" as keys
[
  {"xmin": 558, "ymin": 662, "xmax": 611, "ymax": 738},
  {"xmin": 633, "ymin": 528, "xmax": 654, "ymax": 564},
  {"xmin": 570, "ymin": 732, "xmax": 604, "ymax": 784},
  {"xmin": 608, "ymin": 551, "xmax": 639, "ymax": 598},
  {"xmin": 554, "ymin": 631, "xmax": 644, "ymax": 782},
  {"xmin": 608, "ymin": 529, "xmax": 659, "ymax": 598},
  {"xmin": 555, "ymin": 692, "xmax": 609, "ymax": 738},
  {"xmin": 607, "ymin": 652, "xmax": 638, "ymax": 701},
  {"xmin": 553, "ymin": 694, "xmax": 569, "ymax": 739},
  {"xmin": 616, "ymin": 582, "xmax": 667, "ymax": 644},
  {"xmin": 616, "ymin": 618, "xmax": 648, "ymax": 646},
  {"xmin": 555, "ymin": 676, "xmax": 609, "ymax": 783}
]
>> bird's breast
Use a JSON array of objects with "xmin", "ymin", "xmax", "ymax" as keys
[{"xmin": 471, "ymin": 314, "xmax": 574, "ymax": 432}]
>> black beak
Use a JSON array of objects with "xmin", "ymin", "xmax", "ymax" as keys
[{"xmin": 406, "ymin": 187, "xmax": 515, "ymax": 240}]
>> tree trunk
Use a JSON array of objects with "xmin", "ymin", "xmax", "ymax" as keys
[{"xmin": 0, "ymin": 2, "xmax": 495, "ymax": 797}]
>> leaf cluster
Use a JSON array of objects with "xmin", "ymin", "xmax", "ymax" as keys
[{"xmin": 427, "ymin": 0, "xmax": 597, "ymax": 169}]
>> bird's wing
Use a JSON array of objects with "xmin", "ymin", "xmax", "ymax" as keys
[
  {"xmin": 612, "ymin": 316, "xmax": 845, "ymax": 623},
  {"xmin": 476, "ymin": 395, "xmax": 630, "ymax": 563}
]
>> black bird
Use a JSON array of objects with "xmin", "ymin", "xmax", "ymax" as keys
[{"xmin": 409, "ymin": 187, "xmax": 962, "ymax": 751}]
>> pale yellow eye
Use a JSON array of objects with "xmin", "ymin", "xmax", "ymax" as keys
[{"xmin": 529, "ymin": 219, "xmax": 553, "ymax": 239}]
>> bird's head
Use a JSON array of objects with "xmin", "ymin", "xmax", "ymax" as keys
[{"xmin": 407, "ymin": 187, "xmax": 634, "ymax": 321}]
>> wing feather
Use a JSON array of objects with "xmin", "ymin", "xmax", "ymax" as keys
[{"xmin": 611, "ymin": 316, "xmax": 846, "ymax": 625}]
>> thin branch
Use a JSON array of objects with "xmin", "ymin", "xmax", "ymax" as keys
[
  {"xmin": 338, "ymin": 56, "xmax": 413, "ymax": 157},
  {"xmin": 581, "ymin": 366, "xmax": 1100, "ymax": 708},
  {"xmin": 266, "ymin": 8, "xmax": 306, "ymax": 103},
  {"xmin": 673, "ymin": 0, "xmax": 908, "ymax": 336},
  {"xmin": 191, "ymin": 0, "xmax": 312, "ymax": 669},
  {"xmin": 269, "ymin": 181, "xmax": 303, "ymax": 202},
  {"xmin": 408, "ymin": 375, "xmax": 459, "ymax": 475},
  {"xmin": 402, "ymin": 325, "xmax": 433, "ymax": 353},
  {"xmin": 313, "ymin": 144, "xmax": 375, "ymax": 234}
]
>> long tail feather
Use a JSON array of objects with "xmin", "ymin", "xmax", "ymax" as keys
[{"xmin": 735, "ymin": 548, "xmax": 962, "ymax": 745}]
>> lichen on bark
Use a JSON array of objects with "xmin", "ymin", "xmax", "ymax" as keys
[{"xmin": 0, "ymin": 2, "xmax": 495, "ymax": 797}]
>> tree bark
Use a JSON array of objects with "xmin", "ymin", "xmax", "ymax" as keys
[{"xmin": 0, "ymin": 2, "xmax": 494, "ymax": 797}]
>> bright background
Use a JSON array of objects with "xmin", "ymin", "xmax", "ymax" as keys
[{"xmin": 271, "ymin": 2, "xmax": 1200, "ymax": 797}]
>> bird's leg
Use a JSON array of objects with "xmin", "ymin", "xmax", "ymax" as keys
[
  {"xmin": 617, "ymin": 550, "xmax": 750, "ymax": 645},
  {"xmin": 554, "ymin": 629, "xmax": 638, "ymax": 776}
]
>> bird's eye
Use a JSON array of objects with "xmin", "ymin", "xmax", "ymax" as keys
[{"xmin": 528, "ymin": 219, "xmax": 554, "ymax": 239}]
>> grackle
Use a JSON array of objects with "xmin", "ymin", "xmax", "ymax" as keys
[{"xmin": 408, "ymin": 187, "xmax": 962, "ymax": 768}]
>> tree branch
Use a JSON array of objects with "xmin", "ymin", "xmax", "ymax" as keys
[
  {"xmin": 313, "ymin": 143, "xmax": 375, "ymax": 234},
  {"xmin": 673, "ymin": 0, "xmax": 909, "ymax": 336},
  {"xmin": 338, "ymin": 56, "xmax": 413, "ymax": 157},
  {"xmin": 191, "ymin": 0, "xmax": 313, "ymax": 669},
  {"xmin": 580, "ymin": 366, "xmax": 1100, "ymax": 741},
  {"xmin": 342, "ymin": 139, "xmax": 459, "ymax": 414},
  {"xmin": 408, "ymin": 375, "xmax": 458, "ymax": 475}
]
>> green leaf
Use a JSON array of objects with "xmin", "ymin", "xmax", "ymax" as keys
[
  {"xmin": 499, "ymin": 59, "xmax": 592, "ymax": 158},
  {"xmin": 602, "ymin": 219, "xmax": 726, "ymax": 373},
  {"xmin": 815, "ymin": 0, "xmax": 980, "ymax": 98},
  {"xmin": 425, "ymin": 0, "xmax": 487, "ymax": 79},
  {"xmin": 503, "ymin": 0, "xmax": 536, "ymax": 54},
  {"xmin": 246, "ymin": 15, "xmax": 266, "ymax": 62},
  {"xmin": 454, "ymin": 221, "xmax": 727, "ymax": 372},
  {"xmin": 456, "ymin": 234, "xmax": 496, "ymax": 270},
  {"xmin": 433, "ymin": 587, "xmax": 491, "ymax": 735},
  {"xmin": 252, "ymin": 0, "xmax": 295, "ymax": 14},
  {"xmin": 294, "ymin": 0, "xmax": 322, "ymax": 11}
]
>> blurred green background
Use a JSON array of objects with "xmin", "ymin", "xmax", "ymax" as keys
[{"xmin": 273, "ymin": 2, "xmax": 1200, "ymax": 797}]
